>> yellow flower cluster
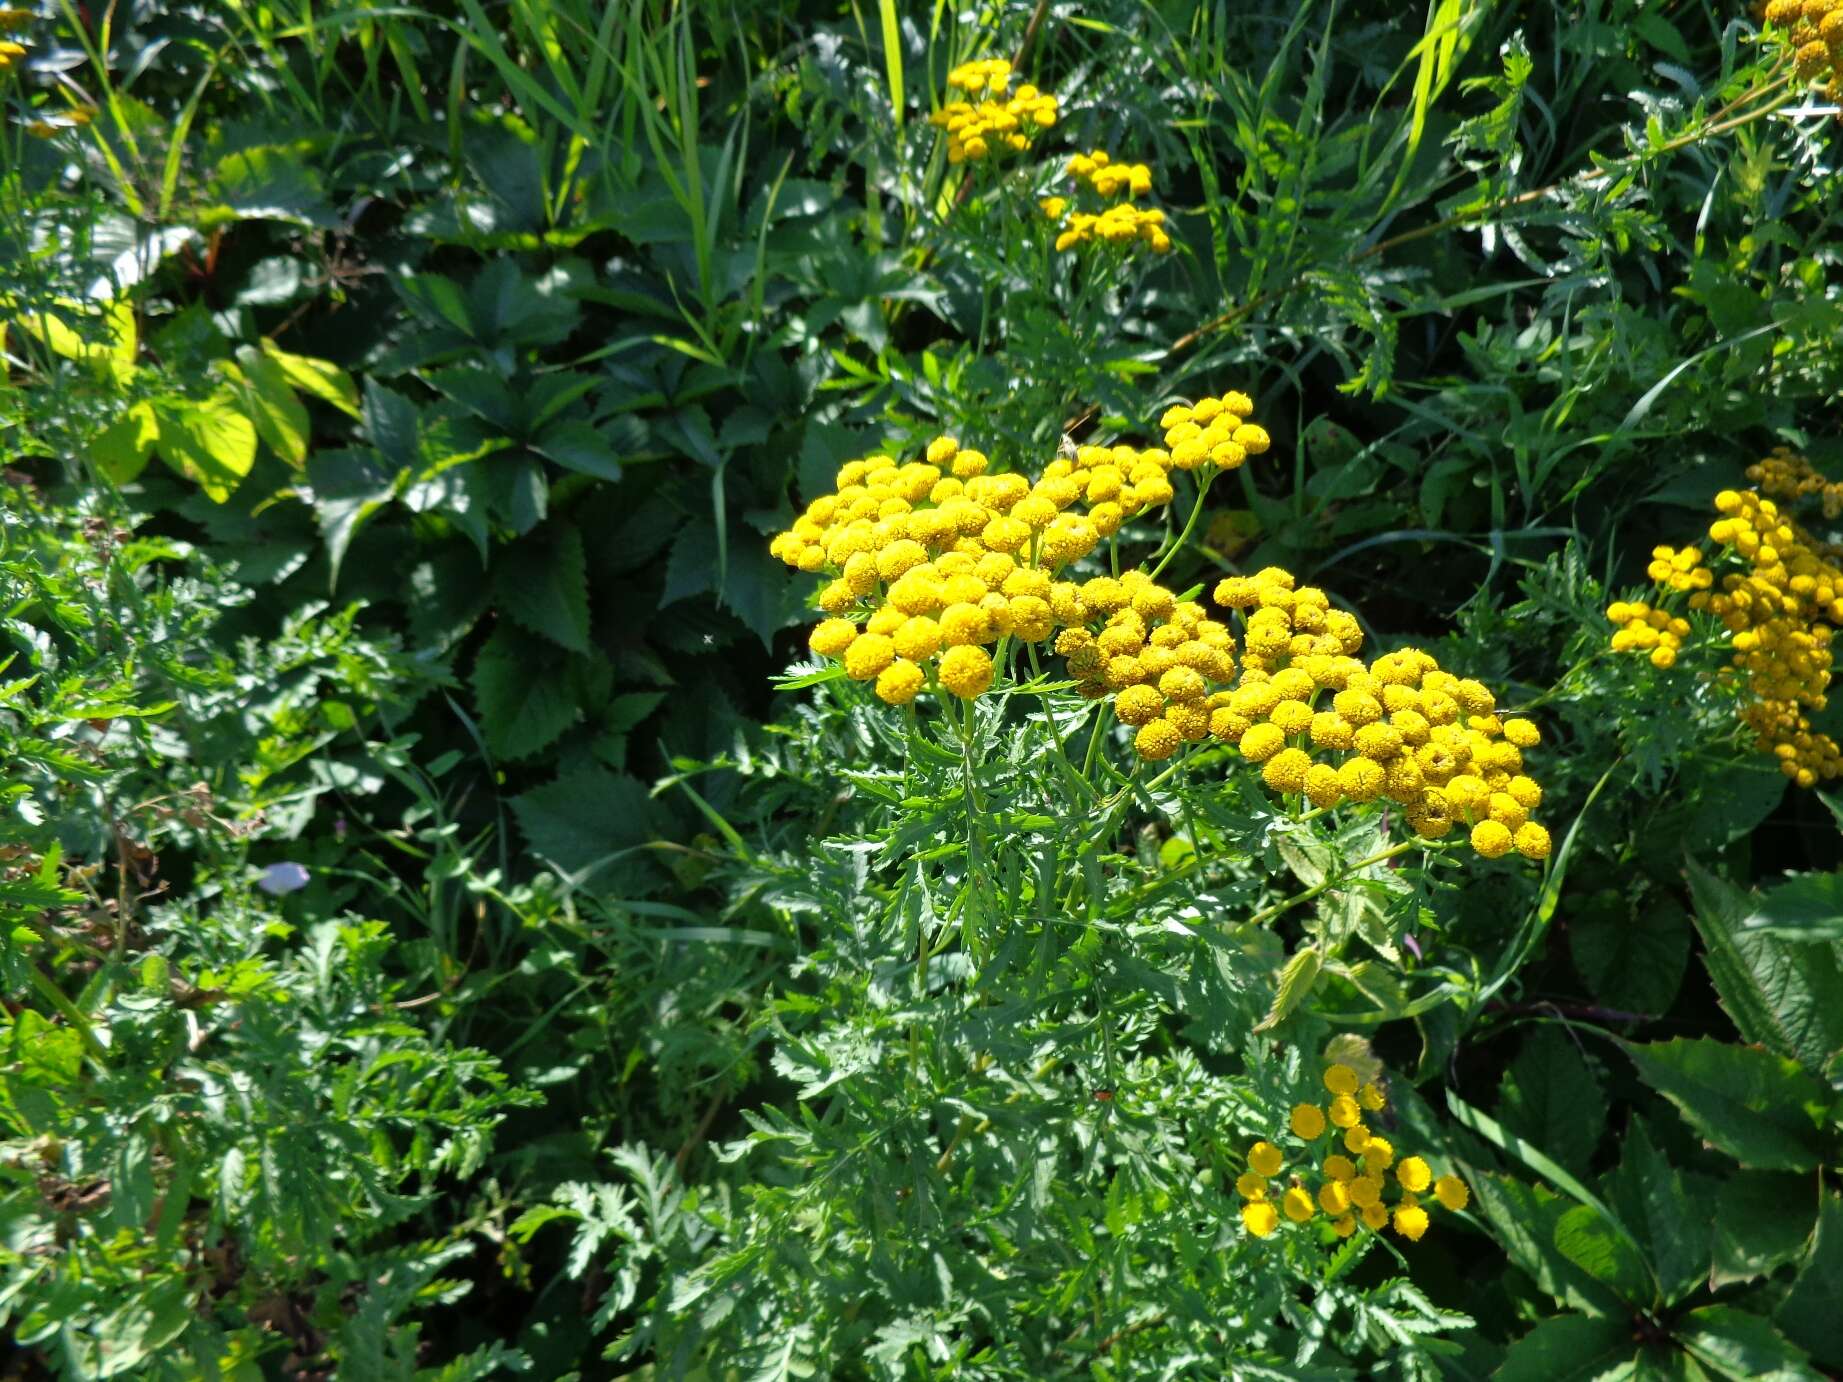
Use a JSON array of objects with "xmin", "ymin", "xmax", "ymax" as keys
[
  {"xmin": 1066, "ymin": 150, "xmax": 1153, "ymax": 199},
  {"xmin": 930, "ymin": 59, "xmax": 1058, "ymax": 163},
  {"xmin": 1045, "ymin": 148, "xmax": 1172, "ymax": 254},
  {"xmin": 1763, "ymin": 0, "xmax": 1843, "ymax": 101},
  {"xmin": 1611, "ymin": 453, "xmax": 1843, "ymax": 786},
  {"xmin": 770, "ymin": 419, "xmax": 1224, "ymax": 704},
  {"xmin": 1052, "ymin": 203, "xmax": 1172, "ymax": 254},
  {"xmin": 1606, "ymin": 599, "xmax": 1691, "ymax": 669},
  {"xmin": 0, "ymin": 37, "xmax": 24, "ymax": 68},
  {"xmin": 1052, "ymin": 545, "xmax": 1548, "ymax": 858},
  {"xmin": 1237, "ymin": 1064, "xmax": 1469, "ymax": 1241}
]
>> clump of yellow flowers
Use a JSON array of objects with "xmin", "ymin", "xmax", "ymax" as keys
[
  {"xmin": 1762, "ymin": 0, "xmax": 1843, "ymax": 102},
  {"xmin": 773, "ymin": 392, "xmax": 1552, "ymax": 862},
  {"xmin": 930, "ymin": 58, "xmax": 1058, "ymax": 163},
  {"xmin": 1607, "ymin": 449, "xmax": 1843, "ymax": 786},
  {"xmin": 1043, "ymin": 147, "xmax": 1173, "ymax": 254},
  {"xmin": 1237, "ymin": 1064, "xmax": 1469, "ymax": 1242}
]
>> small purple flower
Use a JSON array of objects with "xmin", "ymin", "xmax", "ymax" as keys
[
  {"xmin": 1401, "ymin": 932, "xmax": 1423, "ymax": 960},
  {"xmin": 257, "ymin": 862, "xmax": 311, "ymax": 895}
]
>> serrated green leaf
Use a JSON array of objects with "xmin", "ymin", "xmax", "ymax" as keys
[
  {"xmin": 1606, "ymin": 1120, "xmax": 1706, "ymax": 1306},
  {"xmin": 1777, "ymin": 1192, "xmax": 1843, "ymax": 1368},
  {"xmin": 1570, "ymin": 894, "xmax": 1689, "ymax": 1016},
  {"xmin": 1500, "ymin": 1027, "xmax": 1607, "ymax": 1179},
  {"xmin": 1492, "ymin": 1314, "xmax": 1635, "ymax": 1382},
  {"xmin": 260, "ymin": 337, "xmax": 361, "ymax": 417},
  {"xmin": 495, "ymin": 523, "xmax": 591, "ymax": 653},
  {"xmin": 1676, "ymin": 1305, "xmax": 1819, "ymax": 1382},
  {"xmin": 1712, "ymin": 1172, "xmax": 1817, "ymax": 1286},
  {"xmin": 510, "ymin": 763, "xmax": 654, "ymax": 879},
  {"xmin": 1624, "ymin": 1037, "xmax": 1829, "ymax": 1171},
  {"xmin": 1253, "ymin": 944, "xmax": 1320, "ymax": 1033},
  {"xmin": 1686, "ymin": 860, "xmax": 1843, "ymax": 1071},
  {"xmin": 155, "ymin": 390, "xmax": 257, "ymax": 502},
  {"xmin": 470, "ymin": 624, "xmax": 580, "ymax": 761}
]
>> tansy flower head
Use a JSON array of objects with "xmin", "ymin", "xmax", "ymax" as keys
[
  {"xmin": 1290, "ymin": 1103, "xmax": 1327, "ymax": 1139},
  {"xmin": 1241, "ymin": 1200, "xmax": 1279, "ymax": 1237},
  {"xmin": 1248, "ymin": 1141, "xmax": 1284, "ymax": 1177}
]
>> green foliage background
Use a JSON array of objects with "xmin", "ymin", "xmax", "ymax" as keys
[{"xmin": 3, "ymin": 0, "xmax": 1843, "ymax": 1376}]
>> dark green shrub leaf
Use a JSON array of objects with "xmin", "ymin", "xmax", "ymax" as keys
[
  {"xmin": 1554, "ymin": 1204, "xmax": 1653, "ymax": 1305},
  {"xmin": 1499, "ymin": 1027, "xmax": 1607, "ymax": 1179},
  {"xmin": 1685, "ymin": 859, "xmax": 1843, "ymax": 1072},
  {"xmin": 1604, "ymin": 1120, "xmax": 1706, "ymax": 1306},
  {"xmin": 1624, "ymin": 1037, "xmax": 1829, "ymax": 1171},
  {"xmin": 1676, "ymin": 1305, "xmax": 1819, "ymax": 1382},
  {"xmin": 1777, "ymin": 1192, "xmax": 1843, "ymax": 1368},
  {"xmin": 1492, "ymin": 1314, "xmax": 1634, "ymax": 1382},
  {"xmin": 511, "ymin": 763, "xmax": 654, "ymax": 880},
  {"xmin": 154, "ymin": 391, "xmax": 257, "ymax": 502},
  {"xmin": 1712, "ymin": 1172, "xmax": 1819, "ymax": 1286},
  {"xmin": 471, "ymin": 624, "xmax": 580, "ymax": 760},
  {"xmin": 1569, "ymin": 893, "xmax": 1689, "ymax": 1016},
  {"xmin": 495, "ymin": 523, "xmax": 591, "ymax": 653},
  {"xmin": 1468, "ymin": 1173, "xmax": 1625, "ymax": 1318}
]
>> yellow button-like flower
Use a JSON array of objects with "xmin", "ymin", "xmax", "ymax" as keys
[
  {"xmin": 1236, "ymin": 1171, "xmax": 1268, "ymax": 1200},
  {"xmin": 1290, "ymin": 1103, "xmax": 1327, "ymax": 1140},
  {"xmin": 875, "ymin": 661, "xmax": 924, "ymax": 706},
  {"xmin": 1343, "ymin": 1124, "xmax": 1371, "ymax": 1153},
  {"xmin": 1434, "ymin": 1174, "xmax": 1470, "ymax": 1212},
  {"xmin": 1248, "ymin": 1141, "xmax": 1284, "ymax": 1177},
  {"xmin": 1361, "ymin": 1136, "xmax": 1395, "ymax": 1173},
  {"xmin": 1395, "ymin": 1156, "xmax": 1432, "ymax": 1194},
  {"xmin": 1470, "ymin": 819, "xmax": 1514, "ymax": 858},
  {"xmin": 1361, "ymin": 1202, "xmax": 1389, "ymax": 1230},
  {"xmin": 1514, "ymin": 822, "xmax": 1552, "ymax": 860},
  {"xmin": 843, "ymin": 633, "xmax": 896, "ymax": 681},
  {"xmin": 1282, "ymin": 1187, "xmax": 1316, "ymax": 1222},
  {"xmin": 1318, "ymin": 1180, "xmax": 1351, "ymax": 1216},
  {"xmin": 1241, "ymin": 1200, "xmax": 1279, "ymax": 1237},
  {"xmin": 1332, "ymin": 1214, "xmax": 1357, "ymax": 1238},
  {"xmin": 1358, "ymin": 1082, "xmax": 1387, "ymax": 1112},
  {"xmin": 1322, "ymin": 1154, "xmax": 1357, "ymax": 1182},
  {"xmin": 809, "ymin": 618, "xmax": 858, "ymax": 657},
  {"xmin": 1392, "ymin": 1203, "xmax": 1430, "ymax": 1241},
  {"xmin": 1347, "ymin": 1175, "xmax": 1383, "ymax": 1209},
  {"xmin": 1323, "ymin": 1064, "xmax": 1359, "ymax": 1096},
  {"xmin": 1328, "ymin": 1095, "xmax": 1361, "ymax": 1129},
  {"xmin": 937, "ymin": 645, "xmax": 992, "ymax": 698}
]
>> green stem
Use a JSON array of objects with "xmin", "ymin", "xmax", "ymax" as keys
[{"xmin": 1147, "ymin": 469, "xmax": 1215, "ymax": 581}]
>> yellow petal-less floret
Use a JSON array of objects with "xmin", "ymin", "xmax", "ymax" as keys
[
  {"xmin": 876, "ymin": 661, "xmax": 925, "ymax": 706},
  {"xmin": 938, "ymin": 645, "xmax": 993, "ymax": 698},
  {"xmin": 1241, "ymin": 1201, "xmax": 1279, "ymax": 1237},
  {"xmin": 1434, "ymin": 1175, "xmax": 1470, "ymax": 1212},
  {"xmin": 1248, "ymin": 1141, "xmax": 1284, "ymax": 1177},
  {"xmin": 1290, "ymin": 1103, "xmax": 1327, "ymax": 1140}
]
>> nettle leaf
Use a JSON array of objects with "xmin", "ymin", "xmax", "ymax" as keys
[
  {"xmin": 1499, "ymin": 1027, "xmax": 1607, "ymax": 1179},
  {"xmin": 1712, "ymin": 1172, "xmax": 1819, "ymax": 1287},
  {"xmin": 1685, "ymin": 860, "xmax": 1843, "ymax": 1073},
  {"xmin": 307, "ymin": 448, "xmax": 399, "ymax": 583},
  {"xmin": 470, "ymin": 624, "xmax": 580, "ymax": 761},
  {"xmin": 1676, "ymin": 1305, "xmax": 1818, "ymax": 1382},
  {"xmin": 1777, "ymin": 1191, "xmax": 1843, "ymax": 1368},
  {"xmin": 1493, "ymin": 1314, "xmax": 1635, "ymax": 1382},
  {"xmin": 1252, "ymin": 944, "xmax": 1320, "ymax": 1033},
  {"xmin": 510, "ymin": 763, "xmax": 654, "ymax": 879},
  {"xmin": 154, "ymin": 389, "xmax": 257, "ymax": 502},
  {"xmin": 1569, "ymin": 893, "xmax": 1689, "ymax": 1017},
  {"xmin": 1554, "ymin": 1203, "xmax": 1653, "ymax": 1305},
  {"xmin": 495, "ymin": 524, "xmax": 591, "ymax": 653},
  {"xmin": 1624, "ymin": 1037, "xmax": 1830, "ymax": 1171},
  {"xmin": 661, "ymin": 521, "xmax": 720, "ymax": 608},
  {"xmin": 206, "ymin": 145, "xmax": 340, "ymax": 228},
  {"xmin": 1606, "ymin": 1119, "xmax": 1707, "ymax": 1306},
  {"xmin": 1467, "ymin": 1173, "xmax": 1625, "ymax": 1318},
  {"xmin": 717, "ymin": 541, "xmax": 794, "ymax": 651},
  {"xmin": 535, "ymin": 418, "xmax": 625, "ymax": 482},
  {"xmin": 1741, "ymin": 872, "xmax": 1843, "ymax": 942}
]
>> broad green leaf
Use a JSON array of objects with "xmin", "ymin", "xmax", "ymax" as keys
[
  {"xmin": 1739, "ymin": 871, "xmax": 1843, "ymax": 942},
  {"xmin": 1467, "ymin": 1172, "xmax": 1625, "ymax": 1318},
  {"xmin": 1686, "ymin": 860, "xmax": 1843, "ymax": 1072},
  {"xmin": 1492, "ymin": 1314, "xmax": 1635, "ymax": 1382},
  {"xmin": 1624, "ymin": 1038, "xmax": 1829, "ymax": 1171},
  {"xmin": 154, "ymin": 390, "xmax": 257, "ymax": 502},
  {"xmin": 1776, "ymin": 1192, "xmax": 1843, "ymax": 1368},
  {"xmin": 1605, "ymin": 1120, "xmax": 1707, "ymax": 1306},
  {"xmin": 1675, "ymin": 1306, "xmax": 1819, "ymax": 1382},
  {"xmin": 1570, "ymin": 893, "xmax": 1689, "ymax": 1017},
  {"xmin": 306, "ymin": 449, "xmax": 399, "ymax": 583},
  {"xmin": 260, "ymin": 338, "xmax": 361, "ymax": 417},
  {"xmin": 90, "ymin": 401, "xmax": 159, "ymax": 484},
  {"xmin": 1499, "ymin": 1027, "xmax": 1607, "ymax": 1179},
  {"xmin": 535, "ymin": 418, "xmax": 625, "ymax": 481},
  {"xmin": 206, "ymin": 145, "xmax": 339, "ymax": 228},
  {"xmin": 510, "ymin": 764, "xmax": 655, "ymax": 881},
  {"xmin": 470, "ymin": 625, "xmax": 581, "ymax": 761},
  {"xmin": 1712, "ymin": 1172, "xmax": 1819, "ymax": 1286},
  {"xmin": 230, "ymin": 350, "xmax": 312, "ymax": 467},
  {"xmin": 495, "ymin": 523, "xmax": 592, "ymax": 653},
  {"xmin": 1555, "ymin": 1203, "xmax": 1654, "ymax": 1306}
]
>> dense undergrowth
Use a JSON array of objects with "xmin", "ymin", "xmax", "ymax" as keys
[{"xmin": 2, "ymin": 0, "xmax": 1843, "ymax": 1377}]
